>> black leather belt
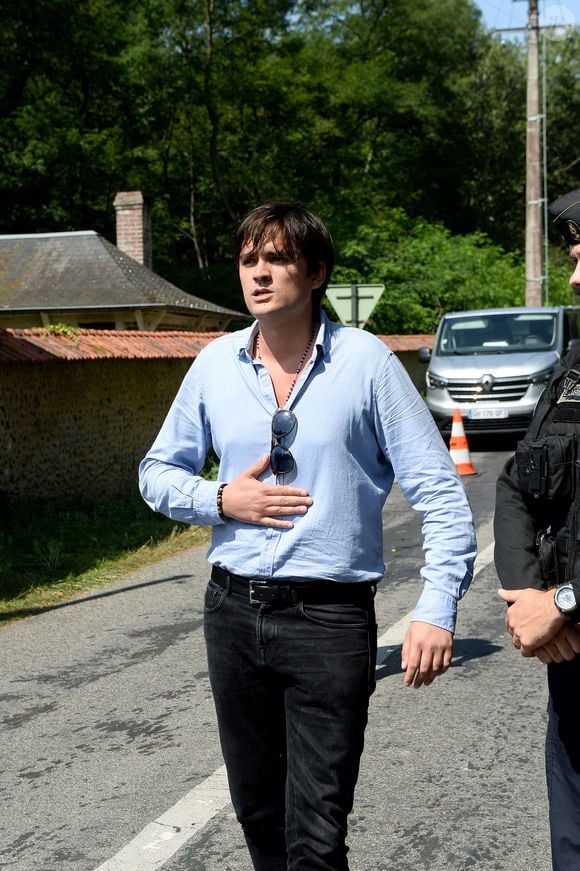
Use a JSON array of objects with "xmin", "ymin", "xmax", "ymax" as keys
[{"xmin": 211, "ymin": 565, "xmax": 375, "ymax": 607}]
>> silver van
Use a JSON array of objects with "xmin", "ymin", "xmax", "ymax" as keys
[{"xmin": 418, "ymin": 306, "xmax": 580, "ymax": 435}]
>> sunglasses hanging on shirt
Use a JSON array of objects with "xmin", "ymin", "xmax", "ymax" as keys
[{"xmin": 270, "ymin": 409, "xmax": 297, "ymax": 475}]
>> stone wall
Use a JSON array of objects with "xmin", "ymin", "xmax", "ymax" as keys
[{"xmin": 0, "ymin": 358, "xmax": 191, "ymax": 503}]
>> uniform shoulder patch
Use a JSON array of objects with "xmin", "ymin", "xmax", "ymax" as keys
[{"xmin": 557, "ymin": 368, "xmax": 580, "ymax": 403}]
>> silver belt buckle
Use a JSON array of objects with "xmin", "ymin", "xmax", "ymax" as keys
[{"xmin": 249, "ymin": 580, "xmax": 267, "ymax": 604}]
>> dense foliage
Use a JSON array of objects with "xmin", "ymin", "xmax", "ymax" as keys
[{"xmin": 1, "ymin": 0, "xmax": 579, "ymax": 330}]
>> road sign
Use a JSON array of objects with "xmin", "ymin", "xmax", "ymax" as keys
[{"xmin": 326, "ymin": 284, "xmax": 385, "ymax": 329}]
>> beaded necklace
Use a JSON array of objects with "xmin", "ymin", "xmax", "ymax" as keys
[{"xmin": 255, "ymin": 321, "xmax": 318, "ymax": 406}]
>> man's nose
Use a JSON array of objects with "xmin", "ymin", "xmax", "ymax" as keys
[
  {"xmin": 569, "ymin": 261, "xmax": 580, "ymax": 291},
  {"xmin": 254, "ymin": 257, "xmax": 271, "ymax": 280}
]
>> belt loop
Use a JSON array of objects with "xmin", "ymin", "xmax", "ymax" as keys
[{"xmin": 212, "ymin": 565, "xmax": 232, "ymax": 595}]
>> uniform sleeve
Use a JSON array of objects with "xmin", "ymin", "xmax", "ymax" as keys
[{"xmin": 494, "ymin": 455, "xmax": 545, "ymax": 590}]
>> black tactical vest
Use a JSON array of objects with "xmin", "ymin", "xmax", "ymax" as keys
[{"xmin": 515, "ymin": 347, "xmax": 580, "ymax": 584}]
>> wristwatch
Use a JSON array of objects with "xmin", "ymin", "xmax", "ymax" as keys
[{"xmin": 554, "ymin": 583, "xmax": 580, "ymax": 623}]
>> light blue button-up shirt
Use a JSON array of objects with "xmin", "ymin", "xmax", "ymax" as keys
[{"xmin": 139, "ymin": 311, "xmax": 476, "ymax": 632}]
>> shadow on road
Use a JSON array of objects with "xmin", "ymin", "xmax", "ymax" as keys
[
  {"xmin": 375, "ymin": 636, "xmax": 503, "ymax": 681},
  {"xmin": 0, "ymin": 573, "xmax": 192, "ymax": 625}
]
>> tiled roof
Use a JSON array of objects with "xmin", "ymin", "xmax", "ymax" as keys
[
  {"xmin": 0, "ymin": 328, "xmax": 225, "ymax": 363},
  {"xmin": 0, "ymin": 328, "xmax": 434, "ymax": 363},
  {"xmin": 0, "ymin": 231, "xmax": 244, "ymax": 317}
]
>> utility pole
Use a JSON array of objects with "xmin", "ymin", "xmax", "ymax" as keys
[
  {"xmin": 525, "ymin": 0, "xmax": 543, "ymax": 306},
  {"xmin": 497, "ymin": 3, "xmax": 574, "ymax": 304}
]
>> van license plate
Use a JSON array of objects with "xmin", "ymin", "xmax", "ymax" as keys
[{"xmin": 467, "ymin": 409, "xmax": 508, "ymax": 420}]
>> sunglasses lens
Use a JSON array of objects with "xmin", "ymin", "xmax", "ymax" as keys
[
  {"xmin": 270, "ymin": 445, "xmax": 295, "ymax": 475},
  {"xmin": 272, "ymin": 409, "xmax": 297, "ymax": 439}
]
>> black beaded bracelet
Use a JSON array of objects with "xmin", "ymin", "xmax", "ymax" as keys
[{"xmin": 216, "ymin": 483, "xmax": 228, "ymax": 520}]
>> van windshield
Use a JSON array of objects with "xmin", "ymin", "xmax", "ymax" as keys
[{"xmin": 437, "ymin": 312, "xmax": 558, "ymax": 355}]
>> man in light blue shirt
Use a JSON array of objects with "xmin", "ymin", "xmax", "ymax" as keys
[{"xmin": 139, "ymin": 202, "xmax": 476, "ymax": 871}]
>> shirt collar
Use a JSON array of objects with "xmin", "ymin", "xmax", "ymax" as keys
[
  {"xmin": 238, "ymin": 309, "xmax": 332, "ymax": 361},
  {"xmin": 317, "ymin": 310, "xmax": 332, "ymax": 356}
]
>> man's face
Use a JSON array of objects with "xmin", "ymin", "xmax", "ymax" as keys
[
  {"xmin": 569, "ymin": 244, "xmax": 580, "ymax": 295},
  {"xmin": 238, "ymin": 237, "xmax": 325, "ymax": 321}
]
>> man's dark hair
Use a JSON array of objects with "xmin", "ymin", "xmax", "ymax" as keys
[{"xmin": 235, "ymin": 202, "xmax": 334, "ymax": 309}]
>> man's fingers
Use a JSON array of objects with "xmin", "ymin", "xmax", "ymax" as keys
[
  {"xmin": 562, "ymin": 626, "xmax": 580, "ymax": 654},
  {"xmin": 533, "ymin": 646, "xmax": 553, "ymax": 664},
  {"xmin": 268, "ymin": 496, "xmax": 312, "ymax": 511},
  {"xmin": 542, "ymin": 641, "xmax": 564, "ymax": 663},
  {"xmin": 260, "ymin": 516, "xmax": 296, "ymax": 529},
  {"xmin": 242, "ymin": 455, "xmax": 312, "ymax": 501},
  {"xmin": 404, "ymin": 650, "xmax": 437, "ymax": 688},
  {"xmin": 402, "ymin": 649, "xmax": 420, "ymax": 687},
  {"xmin": 403, "ymin": 665, "xmax": 421, "ymax": 688},
  {"xmin": 429, "ymin": 649, "xmax": 444, "ymax": 676},
  {"xmin": 224, "ymin": 457, "xmax": 314, "ymax": 527},
  {"xmin": 550, "ymin": 636, "xmax": 576, "ymax": 662}
]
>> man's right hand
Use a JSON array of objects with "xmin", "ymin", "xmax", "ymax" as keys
[{"xmin": 220, "ymin": 454, "xmax": 313, "ymax": 528}]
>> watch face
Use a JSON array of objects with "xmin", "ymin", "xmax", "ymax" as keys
[{"xmin": 555, "ymin": 585, "xmax": 577, "ymax": 612}]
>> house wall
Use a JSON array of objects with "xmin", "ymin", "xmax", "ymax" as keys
[{"xmin": 0, "ymin": 358, "xmax": 192, "ymax": 503}]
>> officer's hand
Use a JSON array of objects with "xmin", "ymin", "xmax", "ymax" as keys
[
  {"xmin": 498, "ymin": 587, "xmax": 566, "ymax": 654},
  {"xmin": 220, "ymin": 454, "xmax": 313, "ymax": 528},
  {"xmin": 401, "ymin": 621, "xmax": 453, "ymax": 688},
  {"xmin": 533, "ymin": 624, "xmax": 580, "ymax": 664}
]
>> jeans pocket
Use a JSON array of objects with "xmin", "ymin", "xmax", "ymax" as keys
[
  {"xmin": 298, "ymin": 601, "xmax": 371, "ymax": 628},
  {"xmin": 204, "ymin": 580, "xmax": 227, "ymax": 613}
]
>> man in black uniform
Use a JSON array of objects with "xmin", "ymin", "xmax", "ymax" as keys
[{"xmin": 495, "ymin": 189, "xmax": 580, "ymax": 870}]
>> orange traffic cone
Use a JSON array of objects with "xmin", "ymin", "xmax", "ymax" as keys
[{"xmin": 449, "ymin": 408, "xmax": 477, "ymax": 476}]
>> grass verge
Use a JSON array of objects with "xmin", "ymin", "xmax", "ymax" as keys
[{"xmin": 0, "ymin": 492, "xmax": 211, "ymax": 624}]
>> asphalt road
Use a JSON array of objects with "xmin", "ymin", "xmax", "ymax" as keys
[{"xmin": 1, "ymin": 446, "xmax": 553, "ymax": 871}]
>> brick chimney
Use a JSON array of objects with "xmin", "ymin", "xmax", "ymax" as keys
[{"xmin": 113, "ymin": 191, "xmax": 152, "ymax": 268}]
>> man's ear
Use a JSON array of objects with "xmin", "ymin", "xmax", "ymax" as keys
[{"xmin": 312, "ymin": 262, "xmax": 326, "ymax": 290}]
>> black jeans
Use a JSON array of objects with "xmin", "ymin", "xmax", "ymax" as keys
[
  {"xmin": 546, "ymin": 656, "xmax": 580, "ymax": 870},
  {"xmin": 203, "ymin": 577, "xmax": 377, "ymax": 871}
]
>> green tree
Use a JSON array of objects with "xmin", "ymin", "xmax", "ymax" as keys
[
  {"xmin": 459, "ymin": 38, "xmax": 526, "ymax": 251},
  {"xmin": 0, "ymin": 0, "xmax": 138, "ymax": 232},
  {"xmin": 0, "ymin": 0, "xmax": 555, "ymax": 325},
  {"xmin": 332, "ymin": 211, "xmax": 524, "ymax": 333},
  {"xmin": 545, "ymin": 30, "xmax": 580, "ymax": 203}
]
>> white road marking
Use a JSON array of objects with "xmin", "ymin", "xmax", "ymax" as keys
[
  {"xmin": 92, "ymin": 766, "xmax": 230, "ymax": 870},
  {"xmin": 93, "ymin": 539, "xmax": 496, "ymax": 870},
  {"xmin": 376, "ymin": 611, "xmax": 414, "ymax": 664}
]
